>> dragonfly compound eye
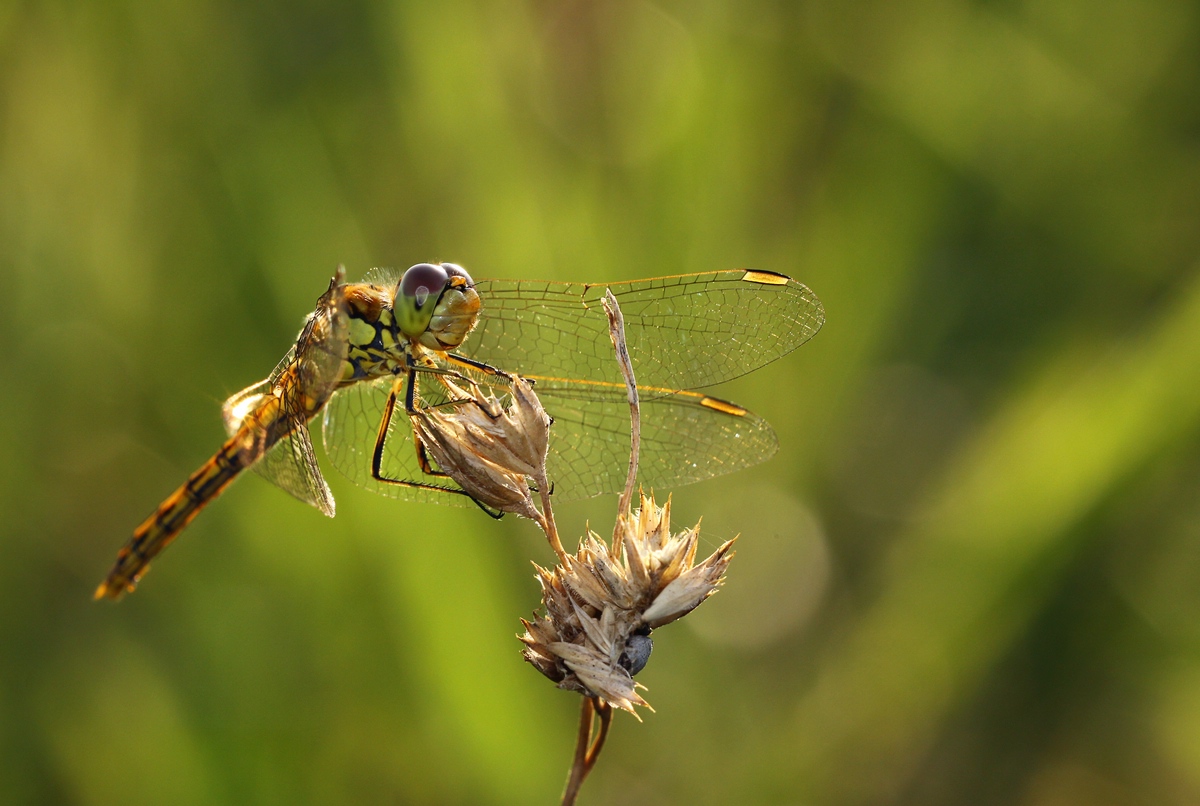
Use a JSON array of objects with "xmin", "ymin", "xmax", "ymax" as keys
[
  {"xmin": 440, "ymin": 262, "xmax": 474, "ymax": 286},
  {"xmin": 419, "ymin": 263, "xmax": 482, "ymax": 351},
  {"xmin": 398, "ymin": 262, "xmax": 451, "ymax": 338}
]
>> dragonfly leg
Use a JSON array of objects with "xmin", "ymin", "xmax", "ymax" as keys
[
  {"xmin": 412, "ymin": 427, "xmax": 446, "ymax": 478},
  {"xmin": 369, "ymin": 374, "xmax": 452, "ymax": 486},
  {"xmin": 404, "ymin": 353, "xmax": 499, "ymax": 419},
  {"xmin": 370, "ymin": 376, "xmax": 403, "ymax": 482},
  {"xmin": 443, "ymin": 352, "xmax": 514, "ymax": 381},
  {"xmin": 399, "ymin": 363, "xmax": 451, "ymax": 478},
  {"xmin": 365, "ymin": 368, "xmax": 504, "ymax": 518},
  {"xmin": 401, "ymin": 366, "xmax": 487, "ymax": 477},
  {"xmin": 471, "ymin": 498, "xmax": 504, "ymax": 520},
  {"xmin": 442, "ymin": 351, "xmax": 537, "ymax": 396}
]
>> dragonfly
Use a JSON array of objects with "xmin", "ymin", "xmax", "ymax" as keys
[{"xmin": 96, "ymin": 263, "xmax": 824, "ymax": 599}]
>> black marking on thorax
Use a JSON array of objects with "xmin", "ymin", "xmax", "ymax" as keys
[{"xmin": 344, "ymin": 304, "xmax": 408, "ymax": 380}]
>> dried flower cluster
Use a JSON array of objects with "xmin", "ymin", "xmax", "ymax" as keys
[
  {"xmin": 410, "ymin": 376, "xmax": 565, "ymax": 558},
  {"xmin": 410, "ymin": 378, "xmax": 548, "ymax": 517},
  {"xmin": 520, "ymin": 495, "xmax": 736, "ymax": 715},
  {"xmin": 411, "ymin": 290, "xmax": 736, "ymax": 804}
]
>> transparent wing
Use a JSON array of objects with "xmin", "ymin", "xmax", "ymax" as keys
[
  {"xmin": 321, "ymin": 376, "xmax": 472, "ymax": 506},
  {"xmin": 222, "ymin": 380, "xmax": 337, "ymax": 516},
  {"xmin": 464, "ymin": 270, "xmax": 823, "ymax": 394},
  {"xmin": 535, "ymin": 377, "xmax": 778, "ymax": 499},
  {"xmin": 219, "ymin": 271, "xmax": 349, "ymax": 516},
  {"xmin": 287, "ymin": 271, "xmax": 351, "ymax": 395},
  {"xmin": 321, "ymin": 371, "xmax": 778, "ymax": 506},
  {"xmin": 253, "ymin": 422, "xmax": 336, "ymax": 516}
]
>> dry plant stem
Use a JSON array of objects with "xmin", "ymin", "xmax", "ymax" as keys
[
  {"xmin": 562, "ymin": 697, "xmax": 595, "ymax": 806},
  {"xmin": 560, "ymin": 293, "xmax": 639, "ymax": 804},
  {"xmin": 585, "ymin": 700, "xmax": 613, "ymax": 770},
  {"xmin": 535, "ymin": 468, "xmax": 567, "ymax": 562},
  {"xmin": 562, "ymin": 698, "xmax": 613, "ymax": 806},
  {"xmin": 602, "ymin": 290, "xmax": 641, "ymax": 534}
]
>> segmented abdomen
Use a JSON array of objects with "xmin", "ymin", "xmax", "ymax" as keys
[{"xmin": 94, "ymin": 429, "xmax": 257, "ymax": 599}]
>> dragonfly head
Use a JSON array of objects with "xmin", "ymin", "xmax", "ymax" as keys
[{"xmin": 396, "ymin": 262, "xmax": 481, "ymax": 350}]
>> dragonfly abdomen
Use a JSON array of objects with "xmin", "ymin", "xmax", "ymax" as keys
[
  {"xmin": 97, "ymin": 268, "xmax": 349, "ymax": 599},
  {"xmin": 94, "ymin": 419, "xmax": 263, "ymax": 600}
]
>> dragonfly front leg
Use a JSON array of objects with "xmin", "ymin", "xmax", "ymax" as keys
[
  {"xmin": 412, "ymin": 433, "xmax": 442, "ymax": 478},
  {"xmin": 403, "ymin": 353, "xmax": 500, "ymax": 419},
  {"xmin": 399, "ymin": 357, "xmax": 501, "ymax": 479},
  {"xmin": 443, "ymin": 351, "xmax": 515, "ymax": 382},
  {"xmin": 371, "ymin": 375, "xmax": 407, "ymax": 483},
  {"xmin": 367, "ymin": 363, "xmax": 494, "ymax": 485},
  {"xmin": 398, "ymin": 365, "xmax": 446, "ymax": 479}
]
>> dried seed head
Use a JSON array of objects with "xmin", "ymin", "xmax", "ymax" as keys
[
  {"xmin": 519, "ymin": 493, "xmax": 735, "ymax": 715},
  {"xmin": 410, "ymin": 377, "xmax": 550, "ymax": 520}
]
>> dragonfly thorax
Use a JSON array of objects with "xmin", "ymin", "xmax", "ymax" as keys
[{"xmin": 338, "ymin": 283, "xmax": 408, "ymax": 382}]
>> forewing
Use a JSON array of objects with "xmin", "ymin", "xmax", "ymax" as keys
[
  {"xmin": 466, "ymin": 270, "xmax": 823, "ymax": 394},
  {"xmin": 222, "ymin": 380, "xmax": 337, "ymax": 516},
  {"xmin": 217, "ymin": 271, "xmax": 349, "ymax": 516},
  {"xmin": 252, "ymin": 424, "xmax": 336, "ymax": 515},
  {"xmin": 288, "ymin": 272, "xmax": 351, "ymax": 398}
]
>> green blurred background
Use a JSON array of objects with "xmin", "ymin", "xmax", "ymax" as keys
[{"xmin": 3, "ymin": 0, "xmax": 1200, "ymax": 803}]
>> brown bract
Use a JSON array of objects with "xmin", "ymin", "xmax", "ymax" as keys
[
  {"xmin": 409, "ymin": 377, "xmax": 550, "ymax": 522},
  {"xmin": 520, "ymin": 493, "xmax": 736, "ymax": 716}
]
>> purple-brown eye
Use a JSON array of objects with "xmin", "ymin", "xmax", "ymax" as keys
[
  {"xmin": 440, "ymin": 262, "xmax": 474, "ymax": 285},
  {"xmin": 397, "ymin": 263, "xmax": 450, "ymax": 337}
]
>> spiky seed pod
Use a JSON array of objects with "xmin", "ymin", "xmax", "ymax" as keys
[
  {"xmin": 409, "ymin": 377, "xmax": 550, "ymax": 520},
  {"xmin": 520, "ymin": 493, "xmax": 736, "ymax": 715}
]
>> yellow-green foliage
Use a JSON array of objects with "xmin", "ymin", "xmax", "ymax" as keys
[{"xmin": 1, "ymin": 1, "xmax": 1198, "ymax": 804}]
